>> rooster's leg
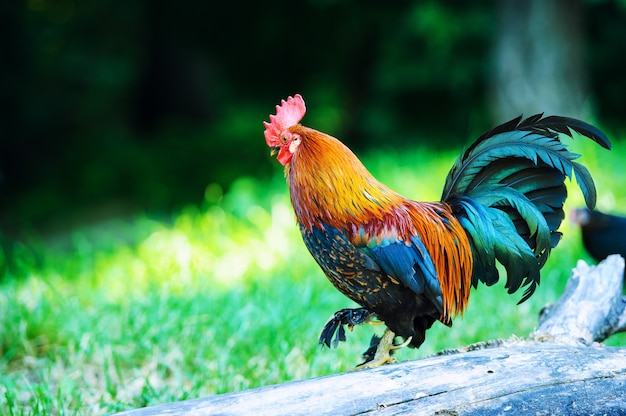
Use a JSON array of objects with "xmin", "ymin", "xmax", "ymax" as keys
[{"xmin": 355, "ymin": 328, "xmax": 412, "ymax": 370}]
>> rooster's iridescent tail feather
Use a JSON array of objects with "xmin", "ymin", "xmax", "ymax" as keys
[{"xmin": 442, "ymin": 114, "xmax": 611, "ymax": 302}]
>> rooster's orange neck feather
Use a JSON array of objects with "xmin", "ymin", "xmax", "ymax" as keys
[{"xmin": 286, "ymin": 126, "xmax": 402, "ymax": 231}]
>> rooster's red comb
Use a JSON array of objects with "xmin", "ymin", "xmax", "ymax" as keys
[{"xmin": 264, "ymin": 94, "xmax": 306, "ymax": 147}]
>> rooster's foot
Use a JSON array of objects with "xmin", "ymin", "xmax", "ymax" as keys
[
  {"xmin": 355, "ymin": 328, "xmax": 412, "ymax": 370},
  {"xmin": 319, "ymin": 308, "xmax": 377, "ymax": 348}
]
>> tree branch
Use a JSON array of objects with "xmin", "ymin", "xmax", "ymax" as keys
[{"xmin": 534, "ymin": 254, "xmax": 626, "ymax": 345}]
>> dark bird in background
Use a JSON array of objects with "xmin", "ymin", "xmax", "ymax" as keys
[
  {"xmin": 570, "ymin": 208, "xmax": 626, "ymax": 268},
  {"xmin": 264, "ymin": 95, "xmax": 611, "ymax": 368}
]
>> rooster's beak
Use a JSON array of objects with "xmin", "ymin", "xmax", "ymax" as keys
[{"xmin": 270, "ymin": 146, "xmax": 280, "ymax": 157}]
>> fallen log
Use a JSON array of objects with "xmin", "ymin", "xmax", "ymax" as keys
[
  {"xmin": 118, "ymin": 343, "xmax": 626, "ymax": 415},
  {"xmin": 117, "ymin": 255, "xmax": 626, "ymax": 416},
  {"xmin": 535, "ymin": 254, "xmax": 626, "ymax": 344}
]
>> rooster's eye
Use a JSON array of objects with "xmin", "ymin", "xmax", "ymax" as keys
[{"xmin": 281, "ymin": 136, "xmax": 288, "ymax": 143}]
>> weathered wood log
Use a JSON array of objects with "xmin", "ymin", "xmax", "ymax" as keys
[
  {"xmin": 117, "ymin": 343, "xmax": 626, "ymax": 415},
  {"xmin": 117, "ymin": 256, "xmax": 626, "ymax": 416},
  {"xmin": 535, "ymin": 254, "xmax": 626, "ymax": 344}
]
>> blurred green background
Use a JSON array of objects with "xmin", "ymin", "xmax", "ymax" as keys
[
  {"xmin": 2, "ymin": 0, "xmax": 626, "ymax": 238},
  {"xmin": 2, "ymin": 1, "xmax": 626, "ymax": 412}
]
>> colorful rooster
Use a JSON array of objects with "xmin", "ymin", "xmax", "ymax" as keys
[{"xmin": 264, "ymin": 94, "xmax": 611, "ymax": 368}]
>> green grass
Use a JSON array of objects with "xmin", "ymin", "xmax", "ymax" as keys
[{"xmin": 1, "ymin": 134, "xmax": 625, "ymax": 415}]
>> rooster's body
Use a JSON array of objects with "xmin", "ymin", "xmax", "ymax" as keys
[{"xmin": 264, "ymin": 95, "xmax": 611, "ymax": 367}]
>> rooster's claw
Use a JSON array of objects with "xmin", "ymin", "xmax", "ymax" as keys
[{"xmin": 318, "ymin": 308, "xmax": 377, "ymax": 348}]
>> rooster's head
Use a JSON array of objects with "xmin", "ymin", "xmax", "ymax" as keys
[{"xmin": 263, "ymin": 94, "xmax": 306, "ymax": 166}]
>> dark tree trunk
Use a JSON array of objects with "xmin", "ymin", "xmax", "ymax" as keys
[{"xmin": 490, "ymin": 0, "xmax": 588, "ymax": 121}]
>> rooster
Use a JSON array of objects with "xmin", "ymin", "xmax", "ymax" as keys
[
  {"xmin": 570, "ymin": 208, "xmax": 626, "ymax": 270},
  {"xmin": 264, "ymin": 94, "xmax": 611, "ymax": 368}
]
